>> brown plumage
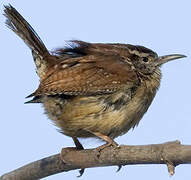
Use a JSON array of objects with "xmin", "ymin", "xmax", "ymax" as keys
[{"xmin": 4, "ymin": 5, "xmax": 186, "ymax": 148}]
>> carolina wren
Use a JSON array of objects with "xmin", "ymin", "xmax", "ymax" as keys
[{"xmin": 4, "ymin": 5, "xmax": 186, "ymax": 150}]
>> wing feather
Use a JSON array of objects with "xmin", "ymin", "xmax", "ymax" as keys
[{"xmin": 33, "ymin": 55, "xmax": 139, "ymax": 96}]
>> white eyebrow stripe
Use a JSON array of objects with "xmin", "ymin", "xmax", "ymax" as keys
[{"xmin": 128, "ymin": 50, "xmax": 148, "ymax": 57}]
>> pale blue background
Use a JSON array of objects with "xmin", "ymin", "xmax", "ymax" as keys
[{"xmin": 0, "ymin": 0, "xmax": 190, "ymax": 179}]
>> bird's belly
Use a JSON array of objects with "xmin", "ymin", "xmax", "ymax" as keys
[{"xmin": 42, "ymin": 82, "xmax": 158, "ymax": 139}]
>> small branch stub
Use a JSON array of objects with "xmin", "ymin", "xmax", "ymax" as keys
[{"xmin": 166, "ymin": 161, "xmax": 175, "ymax": 176}]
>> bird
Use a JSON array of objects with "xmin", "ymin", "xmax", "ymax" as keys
[{"xmin": 4, "ymin": 4, "xmax": 186, "ymax": 162}]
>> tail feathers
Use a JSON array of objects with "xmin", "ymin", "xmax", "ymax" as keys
[
  {"xmin": 4, "ymin": 5, "xmax": 49, "ymax": 57},
  {"xmin": 25, "ymin": 96, "xmax": 42, "ymax": 104}
]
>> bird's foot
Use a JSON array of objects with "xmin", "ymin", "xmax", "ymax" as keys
[
  {"xmin": 96, "ymin": 140, "xmax": 119, "ymax": 152},
  {"xmin": 60, "ymin": 137, "xmax": 85, "ymax": 177},
  {"xmin": 90, "ymin": 132, "xmax": 119, "ymax": 151}
]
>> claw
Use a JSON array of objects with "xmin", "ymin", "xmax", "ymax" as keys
[
  {"xmin": 77, "ymin": 168, "xmax": 85, "ymax": 177},
  {"xmin": 116, "ymin": 165, "xmax": 122, "ymax": 172}
]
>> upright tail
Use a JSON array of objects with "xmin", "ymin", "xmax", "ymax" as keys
[{"xmin": 4, "ymin": 5, "xmax": 52, "ymax": 79}]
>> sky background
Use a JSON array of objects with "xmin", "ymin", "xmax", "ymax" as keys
[{"xmin": 0, "ymin": 0, "xmax": 191, "ymax": 179}]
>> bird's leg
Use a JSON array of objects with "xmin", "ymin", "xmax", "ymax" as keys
[
  {"xmin": 91, "ymin": 132, "xmax": 119, "ymax": 150},
  {"xmin": 72, "ymin": 137, "xmax": 84, "ymax": 150},
  {"xmin": 72, "ymin": 137, "xmax": 85, "ymax": 177},
  {"xmin": 91, "ymin": 132, "xmax": 122, "ymax": 172},
  {"xmin": 60, "ymin": 137, "xmax": 85, "ymax": 177}
]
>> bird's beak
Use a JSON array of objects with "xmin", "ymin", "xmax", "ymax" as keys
[{"xmin": 155, "ymin": 54, "xmax": 186, "ymax": 66}]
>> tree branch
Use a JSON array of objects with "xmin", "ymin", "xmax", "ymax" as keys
[{"xmin": 1, "ymin": 140, "xmax": 191, "ymax": 180}]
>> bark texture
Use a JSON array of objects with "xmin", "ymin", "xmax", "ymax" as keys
[{"xmin": 1, "ymin": 141, "xmax": 191, "ymax": 180}]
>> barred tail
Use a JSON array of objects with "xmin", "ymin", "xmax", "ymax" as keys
[
  {"xmin": 4, "ymin": 4, "xmax": 50, "ymax": 57},
  {"xmin": 4, "ymin": 5, "xmax": 54, "ymax": 79}
]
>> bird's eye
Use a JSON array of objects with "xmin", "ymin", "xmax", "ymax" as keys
[{"xmin": 142, "ymin": 57, "xmax": 148, "ymax": 62}]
